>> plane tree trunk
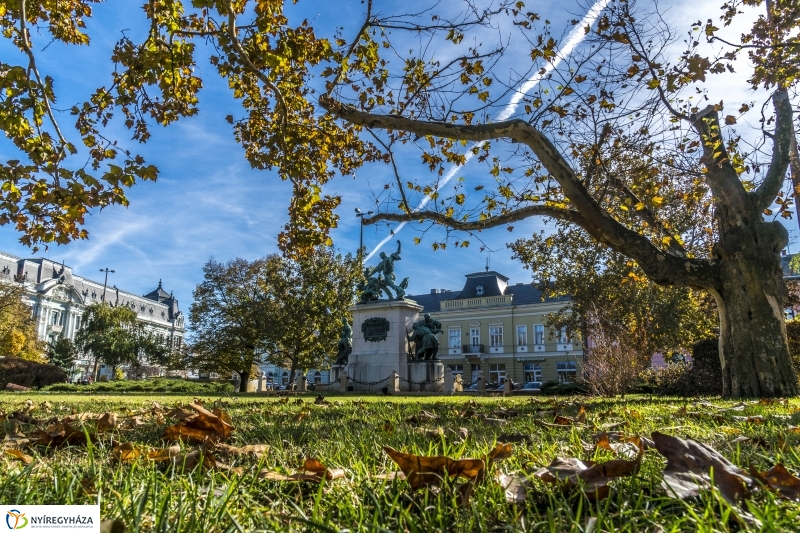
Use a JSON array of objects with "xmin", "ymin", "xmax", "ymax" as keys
[{"xmin": 711, "ymin": 215, "xmax": 797, "ymax": 397}]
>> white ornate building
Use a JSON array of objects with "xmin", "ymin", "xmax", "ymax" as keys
[{"xmin": 0, "ymin": 250, "xmax": 185, "ymax": 378}]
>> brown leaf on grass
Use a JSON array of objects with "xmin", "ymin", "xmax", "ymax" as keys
[
  {"xmin": 491, "ymin": 409, "xmax": 519, "ymax": 419},
  {"xmin": 35, "ymin": 422, "xmax": 94, "ymax": 447},
  {"xmin": 381, "ymin": 422, "xmax": 394, "ymax": 433},
  {"xmin": 786, "ymin": 426, "xmax": 800, "ymax": 434},
  {"xmin": 749, "ymin": 464, "xmax": 800, "ymax": 501},
  {"xmin": 112, "ymin": 443, "xmax": 142, "ymax": 463},
  {"xmin": 213, "ymin": 443, "xmax": 269, "ymax": 459},
  {"xmin": 172, "ymin": 450, "xmax": 216, "ymax": 472},
  {"xmin": 148, "ymin": 445, "xmax": 182, "ymax": 461},
  {"xmin": 730, "ymin": 435, "xmax": 769, "ymax": 448},
  {"xmin": 497, "ymin": 472, "xmax": 531, "ymax": 503},
  {"xmin": 457, "ymin": 409, "xmax": 476, "ymax": 419},
  {"xmin": 97, "ymin": 412, "xmax": 117, "ymax": 431},
  {"xmin": 165, "ymin": 408, "xmax": 196, "ymax": 421},
  {"xmin": 486, "ymin": 443, "xmax": 513, "ymax": 467},
  {"xmin": 731, "ymin": 415, "xmax": 765, "ymax": 424},
  {"xmin": 497, "ymin": 434, "xmax": 531, "ymax": 445},
  {"xmin": 382, "ymin": 446, "xmax": 485, "ymax": 490},
  {"xmin": 314, "ymin": 395, "xmax": 330, "ymax": 405},
  {"xmin": 533, "ymin": 454, "xmax": 640, "ymax": 500},
  {"xmin": 294, "ymin": 409, "xmax": 311, "ymax": 422},
  {"xmin": 453, "ymin": 427, "xmax": 469, "ymax": 442},
  {"xmin": 651, "ymin": 431, "xmax": 752, "ymax": 503},
  {"xmin": 482, "ymin": 417, "xmax": 508, "ymax": 426},
  {"xmin": 163, "ymin": 404, "xmax": 233, "ymax": 443},
  {"xmin": 577, "ymin": 404, "xmax": 587, "ymax": 424},
  {"xmin": 416, "ymin": 427, "xmax": 444, "ymax": 439},
  {"xmin": 5, "ymin": 449, "xmax": 33, "ymax": 465},
  {"xmin": 260, "ymin": 457, "xmax": 344, "ymax": 482},
  {"xmin": 405, "ymin": 411, "xmax": 440, "ymax": 425},
  {"xmin": 554, "ymin": 415, "xmax": 576, "ymax": 425},
  {"xmin": 8, "ymin": 412, "xmax": 43, "ymax": 425},
  {"xmin": 534, "ymin": 419, "xmax": 575, "ymax": 430}
]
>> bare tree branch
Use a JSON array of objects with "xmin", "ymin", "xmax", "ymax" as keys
[{"xmin": 755, "ymin": 88, "xmax": 794, "ymax": 210}]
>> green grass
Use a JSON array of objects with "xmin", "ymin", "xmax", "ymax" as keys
[{"xmin": 2, "ymin": 392, "xmax": 799, "ymax": 532}]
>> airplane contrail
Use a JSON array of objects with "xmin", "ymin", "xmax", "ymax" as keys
[{"xmin": 365, "ymin": 0, "xmax": 611, "ymax": 262}]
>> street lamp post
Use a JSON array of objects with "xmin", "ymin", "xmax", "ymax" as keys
[
  {"xmin": 354, "ymin": 208, "xmax": 374, "ymax": 258},
  {"xmin": 99, "ymin": 267, "xmax": 115, "ymax": 303}
]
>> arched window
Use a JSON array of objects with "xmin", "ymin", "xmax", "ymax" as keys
[
  {"xmin": 282, "ymin": 371, "xmax": 289, "ymax": 385},
  {"xmin": 475, "ymin": 285, "xmax": 484, "ymax": 296},
  {"xmin": 314, "ymin": 371, "xmax": 322, "ymax": 384}
]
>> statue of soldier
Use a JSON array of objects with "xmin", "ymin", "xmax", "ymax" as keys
[
  {"xmin": 334, "ymin": 317, "xmax": 353, "ymax": 365},
  {"xmin": 365, "ymin": 240, "xmax": 407, "ymax": 300},
  {"xmin": 407, "ymin": 313, "xmax": 443, "ymax": 360}
]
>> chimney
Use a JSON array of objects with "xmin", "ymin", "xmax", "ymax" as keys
[{"xmin": 430, "ymin": 289, "xmax": 438, "ymax": 294}]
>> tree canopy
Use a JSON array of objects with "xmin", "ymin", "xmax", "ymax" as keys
[
  {"xmin": 0, "ymin": 282, "xmax": 43, "ymax": 361},
  {"xmin": 74, "ymin": 302, "xmax": 168, "ymax": 377},
  {"xmin": 189, "ymin": 248, "xmax": 361, "ymax": 391}
]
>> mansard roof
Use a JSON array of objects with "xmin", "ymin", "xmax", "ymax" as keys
[
  {"xmin": 144, "ymin": 279, "xmax": 172, "ymax": 303},
  {"xmin": 406, "ymin": 271, "xmax": 569, "ymax": 313}
]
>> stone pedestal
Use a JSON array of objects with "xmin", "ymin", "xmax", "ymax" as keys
[
  {"xmin": 296, "ymin": 373, "xmax": 307, "ymax": 392},
  {"xmin": 477, "ymin": 371, "xmax": 486, "ymax": 393},
  {"xmin": 444, "ymin": 371, "xmax": 455, "ymax": 394},
  {"xmin": 347, "ymin": 299, "xmax": 422, "ymax": 392},
  {"xmin": 503, "ymin": 378, "xmax": 512, "ymax": 396},
  {"xmin": 329, "ymin": 365, "xmax": 345, "ymax": 391},
  {"xmin": 246, "ymin": 379, "xmax": 258, "ymax": 393},
  {"xmin": 407, "ymin": 360, "xmax": 445, "ymax": 392},
  {"xmin": 258, "ymin": 372, "xmax": 267, "ymax": 392}
]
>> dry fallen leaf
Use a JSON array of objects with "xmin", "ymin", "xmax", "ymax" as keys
[
  {"xmin": 750, "ymin": 464, "xmax": 800, "ymax": 501},
  {"xmin": 497, "ymin": 472, "xmax": 531, "ymax": 503},
  {"xmin": 497, "ymin": 434, "xmax": 531, "ymax": 445},
  {"xmin": 148, "ymin": 445, "xmax": 182, "ymax": 462},
  {"xmin": 213, "ymin": 443, "xmax": 269, "ymax": 459},
  {"xmin": 163, "ymin": 404, "xmax": 234, "ymax": 443},
  {"xmin": 382, "ymin": 446, "xmax": 485, "ymax": 490},
  {"xmin": 112, "ymin": 443, "xmax": 142, "ymax": 463},
  {"xmin": 260, "ymin": 457, "xmax": 345, "ymax": 482},
  {"xmin": 5, "ymin": 449, "xmax": 33, "ymax": 465},
  {"xmin": 97, "ymin": 412, "xmax": 117, "ymax": 431},
  {"xmin": 651, "ymin": 431, "xmax": 752, "ymax": 503},
  {"xmin": 533, "ymin": 454, "xmax": 640, "ymax": 500}
]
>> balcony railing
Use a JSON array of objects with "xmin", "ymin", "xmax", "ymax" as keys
[
  {"xmin": 454, "ymin": 343, "xmax": 577, "ymax": 355},
  {"xmin": 463, "ymin": 344, "xmax": 485, "ymax": 354},
  {"xmin": 441, "ymin": 295, "xmax": 513, "ymax": 310}
]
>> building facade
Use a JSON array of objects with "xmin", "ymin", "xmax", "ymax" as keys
[
  {"xmin": 0, "ymin": 250, "xmax": 185, "ymax": 379},
  {"xmin": 407, "ymin": 270, "xmax": 584, "ymax": 386}
]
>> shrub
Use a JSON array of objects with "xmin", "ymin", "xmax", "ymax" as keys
[
  {"xmin": 539, "ymin": 380, "xmax": 589, "ymax": 396},
  {"xmin": 42, "ymin": 378, "xmax": 233, "ymax": 394},
  {"xmin": 638, "ymin": 338, "xmax": 723, "ymax": 396},
  {"xmin": 0, "ymin": 356, "xmax": 67, "ymax": 389}
]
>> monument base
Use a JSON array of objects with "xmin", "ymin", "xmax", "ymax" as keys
[
  {"xmin": 407, "ymin": 360, "xmax": 445, "ymax": 392},
  {"xmin": 348, "ymin": 353, "xmax": 403, "ymax": 392},
  {"xmin": 330, "ymin": 364, "xmax": 346, "ymax": 388}
]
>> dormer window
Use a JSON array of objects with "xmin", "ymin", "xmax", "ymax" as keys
[{"xmin": 476, "ymin": 285, "xmax": 484, "ymax": 296}]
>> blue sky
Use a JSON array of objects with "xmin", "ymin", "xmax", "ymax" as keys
[{"xmin": 0, "ymin": 0, "xmax": 785, "ymax": 308}]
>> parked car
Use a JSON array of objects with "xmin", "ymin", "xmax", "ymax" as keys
[
  {"xmin": 465, "ymin": 382, "xmax": 479, "ymax": 392},
  {"xmin": 518, "ymin": 381, "xmax": 543, "ymax": 394}
]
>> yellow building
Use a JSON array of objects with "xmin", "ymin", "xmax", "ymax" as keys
[{"xmin": 407, "ymin": 270, "xmax": 583, "ymax": 386}]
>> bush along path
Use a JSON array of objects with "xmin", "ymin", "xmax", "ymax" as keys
[{"xmin": 1, "ymin": 394, "xmax": 800, "ymax": 531}]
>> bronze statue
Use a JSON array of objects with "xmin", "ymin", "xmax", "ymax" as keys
[
  {"xmin": 406, "ymin": 313, "xmax": 442, "ymax": 360},
  {"xmin": 358, "ymin": 240, "xmax": 409, "ymax": 302},
  {"xmin": 334, "ymin": 317, "xmax": 353, "ymax": 365}
]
